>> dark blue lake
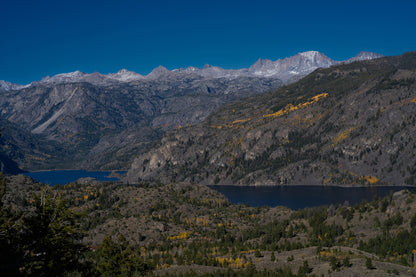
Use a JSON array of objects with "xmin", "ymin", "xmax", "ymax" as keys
[
  {"xmin": 23, "ymin": 170, "xmax": 125, "ymax": 185},
  {"xmin": 210, "ymin": 185, "xmax": 415, "ymax": 210},
  {"xmin": 21, "ymin": 170, "xmax": 414, "ymax": 209}
]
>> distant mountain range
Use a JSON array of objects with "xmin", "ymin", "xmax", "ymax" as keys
[
  {"xmin": 0, "ymin": 51, "xmax": 383, "ymax": 90},
  {"xmin": 0, "ymin": 51, "xmax": 384, "ymax": 171}
]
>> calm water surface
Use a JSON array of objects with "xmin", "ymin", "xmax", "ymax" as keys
[
  {"xmin": 23, "ymin": 170, "xmax": 125, "ymax": 185},
  {"xmin": 210, "ymin": 185, "xmax": 415, "ymax": 210},
  {"xmin": 22, "ymin": 170, "xmax": 414, "ymax": 209}
]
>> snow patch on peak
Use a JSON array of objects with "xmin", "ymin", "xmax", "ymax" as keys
[
  {"xmin": 1, "ymin": 50, "xmax": 386, "ymax": 88},
  {"xmin": 108, "ymin": 69, "xmax": 144, "ymax": 82},
  {"xmin": 0, "ymin": 80, "xmax": 27, "ymax": 91},
  {"xmin": 39, "ymin": 70, "xmax": 86, "ymax": 84},
  {"xmin": 118, "ymin": 69, "xmax": 130, "ymax": 74},
  {"xmin": 299, "ymin": 51, "xmax": 320, "ymax": 59},
  {"xmin": 173, "ymin": 66, "xmax": 199, "ymax": 73},
  {"xmin": 57, "ymin": 71, "xmax": 84, "ymax": 79},
  {"xmin": 247, "ymin": 51, "xmax": 336, "ymax": 82},
  {"xmin": 70, "ymin": 70, "xmax": 83, "ymax": 75}
]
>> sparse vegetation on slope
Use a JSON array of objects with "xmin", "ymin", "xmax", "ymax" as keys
[
  {"xmin": 126, "ymin": 52, "xmax": 416, "ymax": 187},
  {"xmin": 2, "ymin": 174, "xmax": 416, "ymax": 276}
]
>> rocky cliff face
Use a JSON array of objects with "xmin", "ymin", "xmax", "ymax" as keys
[{"xmin": 125, "ymin": 52, "xmax": 416, "ymax": 187}]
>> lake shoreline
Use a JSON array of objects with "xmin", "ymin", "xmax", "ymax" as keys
[
  {"xmin": 21, "ymin": 171, "xmax": 416, "ymax": 190},
  {"xmin": 209, "ymin": 184, "xmax": 414, "ymax": 209},
  {"xmin": 21, "ymin": 170, "xmax": 126, "ymax": 185},
  {"xmin": 19, "ymin": 170, "xmax": 414, "ymax": 209}
]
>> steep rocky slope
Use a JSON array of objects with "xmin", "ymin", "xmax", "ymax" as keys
[
  {"xmin": 0, "ymin": 75, "xmax": 281, "ymax": 170},
  {"xmin": 126, "ymin": 52, "xmax": 416, "ymax": 186},
  {"xmin": 0, "ymin": 117, "xmax": 71, "ymax": 172},
  {"xmin": 0, "ymin": 51, "xmax": 383, "ymax": 171}
]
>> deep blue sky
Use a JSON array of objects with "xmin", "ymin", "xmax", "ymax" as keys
[{"xmin": 1, "ymin": 0, "xmax": 415, "ymax": 84}]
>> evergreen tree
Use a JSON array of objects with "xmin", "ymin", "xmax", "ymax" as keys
[
  {"xmin": 20, "ymin": 186, "xmax": 87, "ymax": 276},
  {"xmin": 343, "ymin": 256, "xmax": 352, "ymax": 267},
  {"xmin": 365, "ymin": 257, "xmax": 374, "ymax": 269},
  {"xmin": 297, "ymin": 260, "xmax": 312, "ymax": 276},
  {"xmin": 97, "ymin": 234, "xmax": 151, "ymax": 276}
]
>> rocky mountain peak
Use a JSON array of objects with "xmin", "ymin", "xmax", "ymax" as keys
[
  {"xmin": 347, "ymin": 51, "xmax": 384, "ymax": 62},
  {"xmin": 172, "ymin": 66, "xmax": 199, "ymax": 73},
  {"xmin": 250, "ymin": 58, "xmax": 273, "ymax": 70},
  {"xmin": 118, "ymin": 69, "xmax": 130, "ymax": 74},
  {"xmin": 146, "ymin": 65, "xmax": 171, "ymax": 79},
  {"xmin": 299, "ymin": 50, "xmax": 320, "ymax": 59},
  {"xmin": 248, "ymin": 50, "xmax": 335, "ymax": 81},
  {"xmin": 0, "ymin": 80, "xmax": 27, "ymax": 92},
  {"xmin": 0, "ymin": 50, "xmax": 384, "ymax": 92},
  {"xmin": 108, "ymin": 69, "xmax": 144, "ymax": 82},
  {"xmin": 296, "ymin": 51, "xmax": 335, "ymax": 66},
  {"xmin": 38, "ymin": 70, "xmax": 87, "ymax": 84}
]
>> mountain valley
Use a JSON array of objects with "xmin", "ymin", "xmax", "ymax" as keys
[{"xmin": 3, "ymin": 51, "xmax": 416, "ymax": 276}]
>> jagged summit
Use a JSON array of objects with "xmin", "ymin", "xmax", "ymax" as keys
[
  {"xmin": 248, "ymin": 50, "xmax": 335, "ymax": 81},
  {"xmin": 0, "ymin": 50, "xmax": 384, "ymax": 90},
  {"xmin": 0, "ymin": 80, "xmax": 27, "ymax": 92},
  {"xmin": 172, "ymin": 66, "xmax": 198, "ymax": 73},
  {"xmin": 299, "ymin": 50, "xmax": 320, "ymax": 59},
  {"xmin": 118, "ymin": 69, "xmax": 130, "ymax": 73},
  {"xmin": 146, "ymin": 65, "xmax": 171, "ymax": 79},
  {"xmin": 108, "ymin": 69, "xmax": 144, "ymax": 82},
  {"xmin": 250, "ymin": 58, "xmax": 273, "ymax": 70},
  {"xmin": 299, "ymin": 51, "xmax": 334, "ymax": 64},
  {"xmin": 347, "ymin": 51, "xmax": 384, "ymax": 62},
  {"xmin": 38, "ymin": 70, "xmax": 87, "ymax": 84}
]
